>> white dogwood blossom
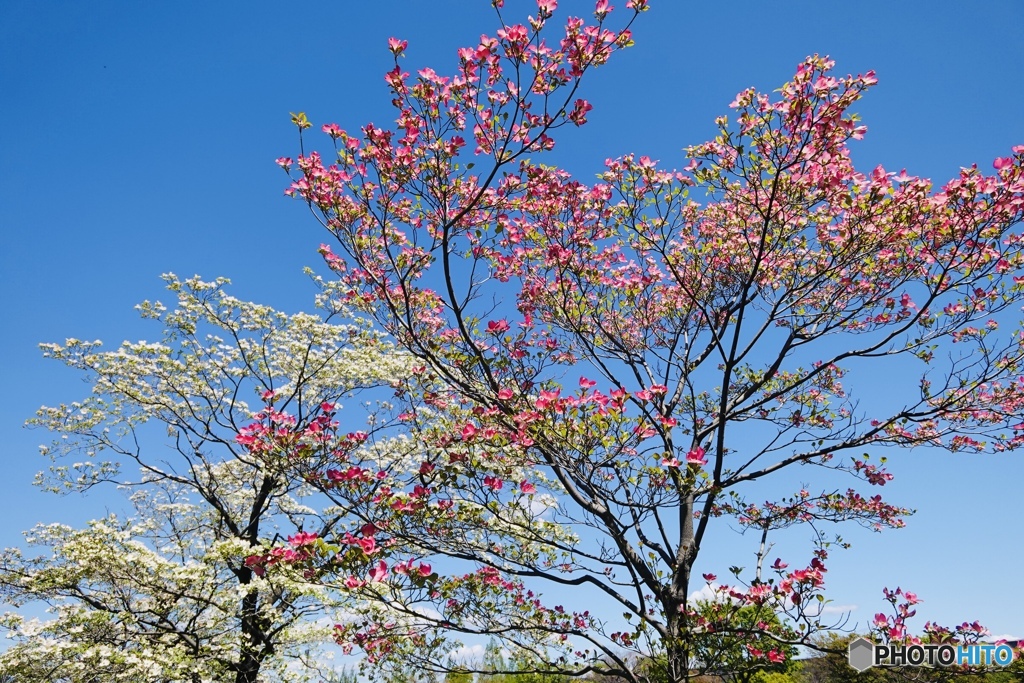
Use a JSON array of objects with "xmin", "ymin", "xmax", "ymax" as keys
[{"xmin": 1, "ymin": 275, "xmax": 413, "ymax": 683}]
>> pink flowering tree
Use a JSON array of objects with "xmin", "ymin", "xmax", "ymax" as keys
[{"xmin": 272, "ymin": 1, "xmax": 1024, "ymax": 680}]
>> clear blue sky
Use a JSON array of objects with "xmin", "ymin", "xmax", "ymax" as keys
[{"xmin": 2, "ymin": 0, "xmax": 1023, "ymax": 641}]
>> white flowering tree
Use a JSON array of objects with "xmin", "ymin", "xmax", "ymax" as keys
[{"xmin": 0, "ymin": 275, "xmax": 412, "ymax": 683}]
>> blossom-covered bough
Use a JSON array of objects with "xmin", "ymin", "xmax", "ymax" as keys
[
  {"xmin": 0, "ymin": 275, "xmax": 412, "ymax": 683},
  {"xmin": 276, "ymin": 1, "xmax": 1024, "ymax": 681}
]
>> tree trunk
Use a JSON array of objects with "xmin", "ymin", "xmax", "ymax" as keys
[
  {"xmin": 667, "ymin": 491, "xmax": 698, "ymax": 683},
  {"xmin": 234, "ymin": 579, "xmax": 266, "ymax": 683}
]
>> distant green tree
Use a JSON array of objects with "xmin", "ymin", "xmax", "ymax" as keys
[
  {"xmin": 444, "ymin": 670, "xmax": 474, "ymax": 683},
  {"xmin": 478, "ymin": 639, "xmax": 573, "ymax": 683},
  {"xmin": 749, "ymin": 671, "xmax": 799, "ymax": 683},
  {"xmin": 691, "ymin": 602, "xmax": 798, "ymax": 683},
  {"xmin": 327, "ymin": 668, "xmax": 362, "ymax": 683}
]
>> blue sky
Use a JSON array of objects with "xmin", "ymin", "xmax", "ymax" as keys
[{"xmin": 2, "ymin": 0, "xmax": 1023, "ymax": 643}]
